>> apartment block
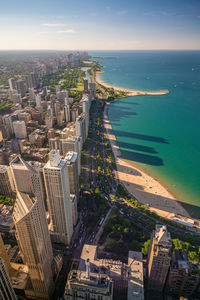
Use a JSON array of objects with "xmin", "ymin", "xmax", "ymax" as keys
[{"xmin": 43, "ymin": 150, "xmax": 73, "ymax": 245}]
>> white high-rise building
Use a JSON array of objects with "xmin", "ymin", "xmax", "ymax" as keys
[
  {"xmin": 0, "ymin": 258, "xmax": 17, "ymax": 300},
  {"xmin": 81, "ymin": 96, "xmax": 90, "ymax": 138},
  {"xmin": 13, "ymin": 121, "xmax": 27, "ymax": 139},
  {"xmin": 8, "ymin": 78, "xmax": 16, "ymax": 91},
  {"xmin": 28, "ymin": 88, "xmax": 36, "ymax": 101},
  {"xmin": 62, "ymin": 136, "xmax": 81, "ymax": 175},
  {"xmin": 43, "ymin": 150, "xmax": 73, "ymax": 245},
  {"xmin": 64, "ymin": 105, "xmax": 71, "ymax": 123},
  {"xmin": 75, "ymin": 115, "xmax": 86, "ymax": 145},
  {"xmin": 35, "ymin": 94, "xmax": 41, "ymax": 107}
]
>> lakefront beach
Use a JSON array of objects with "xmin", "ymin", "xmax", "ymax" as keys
[{"xmin": 96, "ymin": 73, "xmax": 169, "ymax": 96}]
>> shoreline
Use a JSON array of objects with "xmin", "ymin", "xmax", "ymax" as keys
[
  {"xmin": 96, "ymin": 73, "xmax": 169, "ymax": 96},
  {"xmin": 104, "ymin": 102, "xmax": 191, "ymax": 219}
]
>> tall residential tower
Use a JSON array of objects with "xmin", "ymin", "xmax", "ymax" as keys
[{"xmin": 43, "ymin": 150, "xmax": 73, "ymax": 245}]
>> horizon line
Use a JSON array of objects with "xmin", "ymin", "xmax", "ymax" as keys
[{"xmin": 0, "ymin": 49, "xmax": 200, "ymax": 51}]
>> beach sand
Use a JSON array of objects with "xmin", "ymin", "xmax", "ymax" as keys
[
  {"xmin": 104, "ymin": 103, "xmax": 190, "ymax": 219},
  {"xmin": 96, "ymin": 73, "xmax": 169, "ymax": 96}
]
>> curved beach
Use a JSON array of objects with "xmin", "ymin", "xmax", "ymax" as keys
[
  {"xmin": 96, "ymin": 73, "xmax": 169, "ymax": 96},
  {"xmin": 104, "ymin": 102, "xmax": 190, "ymax": 219}
]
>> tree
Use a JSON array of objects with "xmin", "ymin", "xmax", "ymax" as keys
[
  {"xmin": 142, "ymin": 240, "xmax": 150, "ymax": 256},
  {"xmin": 95, "ymin": 188, "xmax": 100, "ymax": 194}
]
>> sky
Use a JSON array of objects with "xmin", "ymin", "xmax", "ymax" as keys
[{"xmin": 0, "ymin": 0, "xmax": 200, "ymax": 50}]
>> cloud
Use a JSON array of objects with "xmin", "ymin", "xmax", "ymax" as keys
[
  {"xmin": 116, "ymin": 10, "xmax": 128, "ymax": 16},
  {"xmin": 42, "ymin": 23, "xmax": 67, "ymax": 27},
  {"xmin": 197, "ymin": 16, "xmax": 200, "ymax": 18},
  {"xmin": 56, "ymin": 29, "xmax": 76, "ymax": 34}
]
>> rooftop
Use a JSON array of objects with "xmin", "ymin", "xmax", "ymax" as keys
[{"xmin": 127, "ymin": 251, "xmax": 144, "ymax": 300}]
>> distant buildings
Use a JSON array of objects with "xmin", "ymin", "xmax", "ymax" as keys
[
  {"xmin": 147, "ymin": 225, "xmax": 172, "ymax": 292},
  {"xmin": 43, "ymin": 150, "xmax": 73, "ymax": 245}
]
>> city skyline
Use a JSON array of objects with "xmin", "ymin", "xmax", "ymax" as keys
[{"xmin": 0, "ymin": 0, "xmax": 200, "ymax": 50}]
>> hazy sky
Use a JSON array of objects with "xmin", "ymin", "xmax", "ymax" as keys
[{"xmin": 0, "ymin": 0, "xmax": 200, "ymax": 50}]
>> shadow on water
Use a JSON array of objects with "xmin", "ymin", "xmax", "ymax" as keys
[
  {"xmin": 109, "ymin": 112, "xmax": 137, "ymax": 122},
  {"xmin": 119, "ymin": 141, "xmax": 158, "ymax": 154},
  {"xmin": 120, "ymin": 148, "xmax": 163, "ymax": 166},
  {"xmin": 114, "ymin": 129, "xmax": 169, "ymax": 144},
  {"xmin": 118, "ymin": 101, "xmax": 140, "ymax": 105}
]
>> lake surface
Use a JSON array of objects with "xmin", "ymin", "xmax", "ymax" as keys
[{"xmin": 89, "ymin": 50, "xmax": 200, "ymax": 218}]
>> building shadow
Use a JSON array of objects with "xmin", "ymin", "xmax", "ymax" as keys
[
  {"xmin": 119, "ymin": 141, "xmax": 158, "ymax": 154},
  {"xmin": 120, "ymin": 148, "xmax": 163, "ymax": 166},
  {"xmin": 114, "ymin": 129, "xmax": 169, "ymax": 144}
]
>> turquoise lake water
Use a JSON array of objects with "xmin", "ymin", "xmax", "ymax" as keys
[{"xmin": 89, "ymin": 51, "xmax": 200, "ymax": 218}]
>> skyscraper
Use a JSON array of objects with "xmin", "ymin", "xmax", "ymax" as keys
[
  {"xmin": 0, "ymin": 165, "xmax": 14, "ymax": 196},
  {"xmin": 43, "ymin": 150, "xmax": 73, "ymax": 245},
  {"xmin": 0, "ymin": 258, "xmax": 17, "ymax": 300},
  {"xmin": 65, "ymin": 151, "xmax": 79, "ymax": 199},
  {"xmin": 10, "ymin": 155, "xmax": 44, "ymax": 201},
  {"xmin": 16, "ymin": 80, "xmax": 26, "ymax": 97},
  {"xmin": 10, "ymin": 156, "xmax": 54, "ymax": 299},
  {"xmin": 8, "ymin": 78, "xmax": 16, "ymax": 91},
  {"xmin": 0, "ymin": 234, "xmax": 12, "ymax": 276},
  {"xmin": 75, "ymin": 115, "xmax": 86, "ymax": 144},
  {"xmin": 147, "ymin": 225, "xmax": 172, "ymax": 292},
  {"xmin": 13, "ymin": 192, "xmax": 54, "ymax": 299}
]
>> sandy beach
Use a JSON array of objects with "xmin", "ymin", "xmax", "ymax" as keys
[
  {"xmin": 104, "ymin": 103, "xmax": 190, "ymax": 219},
  {"xmin": 96, "ymin": 73, "xmax": 169, "ymax": 96}
]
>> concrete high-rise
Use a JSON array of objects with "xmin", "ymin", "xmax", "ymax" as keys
[
  {"xmin": 65, "ymin": 151, "xmax": 79, "ymax": 200},
  {"xmin": 75, "ymin": 114, "xmax": 86, "ymax": 144},
  {"xmin": 165, "ymin": 249, "xmax": 200, "ymax": 298},
  {"xmin": 8, "ymin": 78, "xmax": 16, "ymax": 91},
  {"xmin": 13, "ymin": 121, "xmax": 27, "ymax": 139},
  {"xmin": 10, "ymin": 155, "xmax": 44, "ymax": 201},
  {"xmin": 43, "ymin": 150, "xmax": 73, "ymax": 245},
  {"xmin": 147, "ymin": 225, "xmax": 172, "ymax": 292},
  {"xmin": 13, "ymin": 192, "xmax": 54, "ymax": 299},
  {"xmin": 16, "ymin": 80, "xmax": 26, "ymax": 97},
  {"xmin": 0, "ymin": 258, "xmax": 17, "ymax": 300},
  {"xmin": 0, "ymin": 165, "xmax": 14, "ymax": 196},
  {"xmin": 84, "ymin": 79, "xmax": 88, "ymax": 93},
  {"xmin": 0, "ymin": 234, "xmax": 12, "ymax": 276},
  {"xmin": 62, "ymin": 136, "xmax": 81, "ymax": 175}
]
